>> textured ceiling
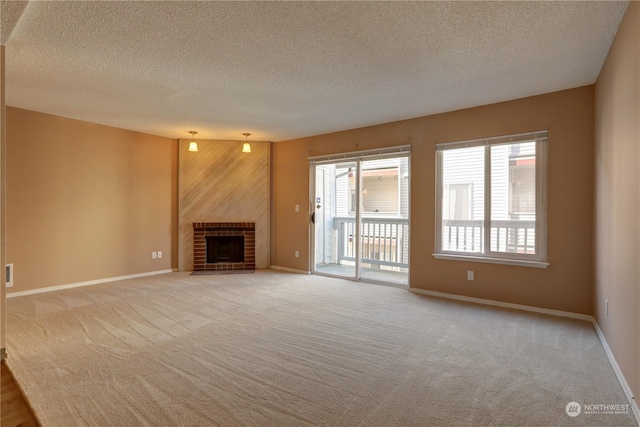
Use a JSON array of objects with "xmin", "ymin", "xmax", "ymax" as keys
[
  {"xmin": 3, "ymin": 1, "xmax": 629, "ymax": 142},
  {"xmin": 0, "ymin": 0, "xmax": 27, "ymax": 45}
]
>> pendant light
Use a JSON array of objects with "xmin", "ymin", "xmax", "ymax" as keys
[
  {"xmin": 188, "ymin": 131, "xmax": 198, "ymax": 152},
  {"xmin": 242, "ymin": 133, "xmax": 251, "ymax": 153}
]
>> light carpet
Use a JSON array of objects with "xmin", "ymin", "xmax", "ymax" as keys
[{"xmin": 6, "ymin": 271, "xmax": 637, "ymax": 426}]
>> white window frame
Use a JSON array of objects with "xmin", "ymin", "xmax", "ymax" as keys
[{"xmin": 434, "ymin": 131, "xmax": 549, "ymax": 268}]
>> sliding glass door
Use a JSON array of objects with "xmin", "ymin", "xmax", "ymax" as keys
[
  {"xmin": 313, "ymin": 161, "xmax": 357, "ymax": 279},
  {"xmin": 310, "ymin": 148, "xmax": 410, "ymax": 285}
]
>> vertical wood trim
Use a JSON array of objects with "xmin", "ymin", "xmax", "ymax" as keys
[{"xmin": 0, "ymin": 45, "xmax": 6, "ymax": 357}]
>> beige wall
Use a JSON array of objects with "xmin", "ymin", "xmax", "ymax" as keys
[
  {"xmin": 178, "ymin": 139, "xmax": 270, "ymax": 271},
  {"xmin": 273, "ymin": 86, "xmax": 594, "ymax": 315},
  {"xmin": 6, "ymin": 108, "xmax": 178, "ymax": 293},
  {"xmin": 594, "ymin": 1, "xmax": 639, "ymax": 405}
]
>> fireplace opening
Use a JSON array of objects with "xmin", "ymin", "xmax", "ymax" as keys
[{"xmin": 206, "ymin": 235, "xmax": 245, "ymax": 264}]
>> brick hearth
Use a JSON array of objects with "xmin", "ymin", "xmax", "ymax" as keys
[{"xmin": 193, "ymin": 222, "xmax": 255, "ymax": 272}]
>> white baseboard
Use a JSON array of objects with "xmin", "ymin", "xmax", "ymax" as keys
[
  {"xmin": 6, "ymin": 269, "xmax": 174, "ymax": 298},
  {"xmin": 409, "ymin": 287, "xmax": 638, "ymax": 425},
  {"xmin": 409, "ymin": 287, "xmax": 592, "ymax": 321},
  {"xmin": 592, "ymin": 320, "xmax": 640, "ymax": 425},
  {"xmin": 269, "ymin": 265, "xmax": 311, "ymax": 275}
]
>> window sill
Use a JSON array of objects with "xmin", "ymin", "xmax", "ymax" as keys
[{"xmin": 432, "ymin": 253, "xmax": 549, "ymax": 269}]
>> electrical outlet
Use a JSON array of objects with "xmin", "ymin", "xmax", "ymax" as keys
[
  {"xmin": 152, "ymin": 251, "xmax": 157, "ymax": 259},
  {"xmin": 157, "ymin": 251, "xmax": 163, "ymax": 259},
  {"xmin": 295, "ymin": 250, "xmax": 300, "ymax": 258},
  {"xmin": 605, "ymin": 299, "xmax": 609, "ymax": 316},
  {"xmin": 295, "ymin": 204, "xmax": 300, "ymax": 212},
  {"xmin": 467, "ymin": 270, "xmax": 474, "ymax": 281}
]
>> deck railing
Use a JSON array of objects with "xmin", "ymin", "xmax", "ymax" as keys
[
  {"xmin": 334, "ymin": 217, "xmax": 409, "ymax": 268},
  {"xmin": 332, "ymin": 218, "xmax": 534, "ymax": 268},
  {"xmin": 443, "ymin": 219, "xmax": 536, "ymax": 254}
]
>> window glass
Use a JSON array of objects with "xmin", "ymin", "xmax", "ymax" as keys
[
  {"xmin": 436, "ymin": 132, "xmax": 547, "ymax": 263},
  {"xmin": 490, "ymin": 142, "xmax": 536, "ymax": 254},
  {"xmin": 349, "ymin": 164, "xmax": 400, "ymax": 215},
  {"xmin": 441, "ymin": 146, "xmax": 484, "ymax": 253}
]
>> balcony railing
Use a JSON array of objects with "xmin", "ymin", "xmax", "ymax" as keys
[
  {"xmin": 443, "ymin": 219, "xmax": 536, "ymax": 254},
  {"xmin": 334, "ymin": 217, "xmax": 409, "ymax": 268}
]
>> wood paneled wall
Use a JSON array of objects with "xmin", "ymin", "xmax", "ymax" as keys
[{"xmin": 178, "ymin": 139, "xmax": 270, "ymax": 271}]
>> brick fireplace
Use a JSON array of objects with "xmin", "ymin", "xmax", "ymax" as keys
[{"xmin": 193, "ymin": 222, "xmax": 255, "ymax": 272}]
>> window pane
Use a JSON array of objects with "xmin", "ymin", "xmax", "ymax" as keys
[
  {"xmin": 490, "ymin": 142, "xmax": 536, "ymax": 254},
  {"xmin": 441, "ymin": 146, "xmax": 484, "ymax": 253},
  {"xmin": 360, "ymin": 157, "xmax": 410, "ymax": 284},
  {"xmin": 361, "ymin": 169, "xmax": 399, "ymax": 214}
]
